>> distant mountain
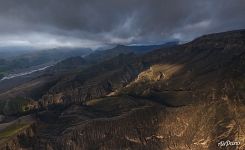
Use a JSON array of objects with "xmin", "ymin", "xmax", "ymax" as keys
[
  {"xmin": 85, "ymin": 41, "xmax": 178, "ymax": 63},
  {"xmin": 11, "ymin": 48, "xmax": 92, "ymax": 66},
  {"xmin": 126, "ymin": 41, "xmax": 179, "ymax": 53},
  {"xmin": 0, "ymin": 48, "xmax": 92, "ymax": 79},
  {"xmin": 0, "ymin": 43, "xmax": 179, "ymax": 78},
  {"xmin": 0, "ymin": 48, "xmax": 33, "ymax": 59}
]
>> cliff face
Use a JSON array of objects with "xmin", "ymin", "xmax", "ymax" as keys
[{"xmin": 0, "ymin": 30, "xmax": 245, "ymax": 150}]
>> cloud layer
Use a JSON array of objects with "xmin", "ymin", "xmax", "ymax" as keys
[{"xmin": 0, "ymin": 0, "xmax": 245, "ymax": 49}]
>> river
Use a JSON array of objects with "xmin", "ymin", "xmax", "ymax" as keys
[{"xmin": 0, "ymin": 64, "xmax": 53, "ymax": 81}]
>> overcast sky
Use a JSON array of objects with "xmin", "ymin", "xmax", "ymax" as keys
[{"xmin": 0, "ymin": 0, "xmax": 244, "ymax": 50}]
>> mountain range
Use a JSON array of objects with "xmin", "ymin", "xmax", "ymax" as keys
[{"xmin": 0, "ymin": 30, "xmax": 244, "ymax": 150}]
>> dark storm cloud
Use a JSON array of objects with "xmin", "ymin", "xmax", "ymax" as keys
[{"xmin": 0, "ymin": 0, "xmax": 244, "ymax": 49}]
